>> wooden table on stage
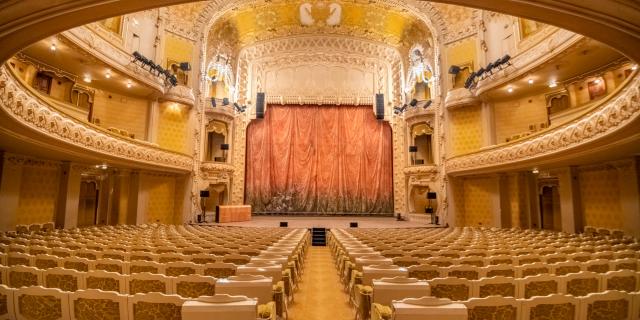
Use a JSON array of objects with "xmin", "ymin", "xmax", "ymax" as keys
[{"xmin": 216, "ymin": 205, "xmax": 252, "ymax": 223}]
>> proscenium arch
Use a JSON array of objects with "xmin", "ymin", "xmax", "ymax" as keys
[{"xmin": 0, "ymin": 1, "xmax": 639, "ymax": 63}]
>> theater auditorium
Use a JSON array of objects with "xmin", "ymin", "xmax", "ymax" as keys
[{"xmin": 0, "ymin": 1, "xmax": 639, "ymax": 319}]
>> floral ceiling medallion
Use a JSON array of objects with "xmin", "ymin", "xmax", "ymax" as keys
[{"xmin": 300, "ymin": 1, "xmax": 342, "ymax": 27}]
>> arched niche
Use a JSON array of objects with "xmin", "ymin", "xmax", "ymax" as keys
[
  {"xmin": 406, "ymin": 45, "xmax": 434, "ymax": 102},
  {"xmin": 408, "ymin": 185, "xmax": 438, "ymax": 214},
  {"xmin": 205, "ymin": 120, "xmax": 228, "ymax": 162},
  {"xmin": 410, "ymin": 123, "xmax": 434, "ymax": 165},
  {"xmin": 204, "ymin": 183, "xmax": 228, "ymax": 210}
]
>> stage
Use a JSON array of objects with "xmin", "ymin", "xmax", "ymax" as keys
[{"xmin": 199, "ymin": 214, "xmax": 442, "ymax": 229}]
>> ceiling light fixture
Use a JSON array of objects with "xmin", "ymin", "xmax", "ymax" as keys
[
  {"xmin": 548, "ymin": 81, "xmax": 557, "ymax": 88},
  {"xmin": 528, "ymin": 79, "xmax": 534, "ymax": 85},
  {"xmin": 594, "ymin": 78, "xmax": 601, "ymax": 84},
  {"xmin": 632, "ymin": 65, "xmax": 638, "ymax": 71},
  {"xmin": 507, "ymin": 86, "xmax": 514, "ymax": 93},
  {"xmin": 126, "ymin": 80, "xmax": 132, "ymax": 88},
  {"xmin": 532, "ymin": 168, "xmax": 539, "ymax": 174},
  {"xmin": 50, "ymin": 43, "xmax": 57, "ymax": 51},
  {"xmin": 83, "ymin": 75, "xmax": 92, "ymax": 83},
  {"xmin": 105, "ymin": 71, "xmax": 111, "ymax": 79}
]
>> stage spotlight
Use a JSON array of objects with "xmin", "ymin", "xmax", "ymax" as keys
[
  {"xmin": 448, "ymin": 65, "xmax": 461, "ymax": 75},
  {"xmin": 499, "ymin": 54, "xmax": 512, "ymax": 66},
  {"xmin": 179, "ymin": 62, "xmax": 191, "ymax": 71},
  {"xmin": 210, "ymin": 98, "xmax": 217, "ymax": 108},
  {"xmin": 423, "ymin": 100, "xmax": 432, "ymax": 109},
  {"xmin": 409, "ymin": 99, "xmax": 418, "ymax": 107},
  {"xmin": 222, "ymin": 98, "xmax": 230, "ymax": 106}
]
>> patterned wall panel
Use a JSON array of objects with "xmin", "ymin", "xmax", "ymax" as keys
[
  {"xmin": 146, "ymin": 175, "xmax": 177, "ymax": 224},
  {"xmin": 157, "ymin": 102, "xmax": 189, "ymax": 154},
  {"xmin": 450, "ymin": 105, "xmax": 482, "ymax": 156},
  {"xmin": 578, "ymin": 166, "xmax": 623, "ymax": 229},
  {"xmin": 461, "ymin": 177, "xmax": 494, "ymax": 226},
  {"xmin": 164, "ymin": 34, "xmax": 194, "ymax": 68},
  {"xmin": 17, "ymin": 164, "xmax": 61, "ymax": 224},
  {"xmin": 451, "ymin": 178, "xmax": 466, "ymax": 226},
  {"xmin": 508, "ymin": 174, "xmax": 528, "ymax": 228}
]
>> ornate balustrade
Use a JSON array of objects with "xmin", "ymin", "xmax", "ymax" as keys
[
  {"xmin": 0, "ymin": 65, "xmax": 192, "ymax": 171},
  {"xmin": 446, "ymin": 73, "xmax": 640, "ymax": 174}
]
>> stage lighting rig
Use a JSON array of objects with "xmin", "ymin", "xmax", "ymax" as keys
[
  {"xmin": 233, "ymin": 102, "xmax": 247, "ymax": 113},
  {"xmin": 131, "ymin": 51, "xmax": 179, "ymax": 87}
]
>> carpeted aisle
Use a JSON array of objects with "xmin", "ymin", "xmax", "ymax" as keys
[{"xmin": 287, "ymin": 246, "xmax": 354, "ymax": 320}]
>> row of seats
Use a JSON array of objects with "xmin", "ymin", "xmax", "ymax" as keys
[
  {"xmin": 0, "ymin": 285, "xmax": 278, "ymax": 320},
  {"xmin": 2, "ymin": 266, "xmax": 276, "ymax": 301},
  {"xmin": 363, "ymin": 270, "xmax": 639, "ymax": 303},
  {"xmin": 371, "ymin": 291, "xmax": 640, "ymax": 320},
  {"xmin": 1, "ymin": 224, "xmax": 311, "ymax": 320},
  {"xmin": 329, "ymin": 227, "xmax": 640, "ymax": 320}
]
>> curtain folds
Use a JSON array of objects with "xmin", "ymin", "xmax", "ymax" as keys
[{"xmin": 245, "ymin": 105, "xmax": 393, "ymax": 214}]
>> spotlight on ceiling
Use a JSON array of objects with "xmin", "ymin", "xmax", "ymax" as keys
[
  {"xmin": 507, "ymin": 86, "xmax": 514, "ymax": 93},
  {"xmin": 632, "ymin": 65, "xmax": 638, "ymax": 71},
  {"xmin": 105, "ymin": 70, "xmax": 111, "ymax": 79},
  {"xmin": 594, "ymin": 78, "xmax": 601, "ymax": 84},
  {"xmin": 528, "ymin": 79, "xmax": 534, "ymax": 85},
  {"xmin": 548, "ymin": 81, "xmax": 558, "ymax": 88},
  {"xmin": 50, "ymin": 43, "xmax": 57, "ymax": 51},
  {"xmin": 95, "ymin": 163, "xmax": 108, "ymax": 170},
  {"xmin": 532, "ymin": 168, "xmax": 539, "ymax": 174},
  {"xmin": 126, "ymin": 80, "xmax": 133, "ymax": 88},
  {"xmin": 83, "ymin": 75, "xmax": 92, "ymax": 83}
]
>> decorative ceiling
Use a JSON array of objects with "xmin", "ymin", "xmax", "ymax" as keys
[{"xmin": 205, "ymin": 0, "xmax": 433, "ymax": 52}]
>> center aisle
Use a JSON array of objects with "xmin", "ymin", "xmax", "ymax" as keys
[{"xmin": 287, "ymin": 246, "xmax": 354, "ymax": 320}]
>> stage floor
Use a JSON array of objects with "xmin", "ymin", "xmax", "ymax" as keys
[{"xmin": 203, "ymin": 214, "xmax": 441, "ymax": 229}]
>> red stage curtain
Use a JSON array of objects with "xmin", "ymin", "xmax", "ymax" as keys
[{"xmin": 245, "ymin": 105, "xmax": 393, "ymax": 214}]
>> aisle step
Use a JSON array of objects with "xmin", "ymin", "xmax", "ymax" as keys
[{"xmin": 311, "ymin": 227, "xmax": 326, "ymax": 246}]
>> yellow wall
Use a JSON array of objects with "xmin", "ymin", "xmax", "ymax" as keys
[
  {"xmin": 462, "ymin": 177, "xmax": 494, "ymax": 226},
  {"xmin": 17, "ymin": 165, "xmax": 61, "ymax": 225},
  {"xmin": 157, "ymin": 102, "xmax": 190, "ymax": 154},
  {"xmin": 449, "ymin": 105, "xmax": 482, "ymax": 156},
  {"xmin": 507, "ymin": 174, "xmax": 529, "ymax": 228},
  {"xmin": 578, "ymin": 166, "xmax": 623, "ymax": 229},
  {"xmin": 92, "ymin": 91, "xmax": 149, "ymax": 139},
  {"xmin": 446, "ymin": 37, "xmax": 477, "ymax": 69},
  {"xmin": 452, "ymin": 176, "xmax": 494, "ymax": 227},
  {"xmin": 164, "ymin": 34, "xmax": 194, "ymax": 69},
  {"xmin": 146, "ymin": 175, "xmax": 177, "ymax": 224},
  {"xmin": 494, "ymin": 95, "xmax": 548, "ymax": 143}
]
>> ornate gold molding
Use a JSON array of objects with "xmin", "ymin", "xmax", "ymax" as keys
[
  {"xmin": 0, "ymin": 66, "xmax": 192, "ymax": 171},
  {"xmin": 446, "ymin": 73, "xmax": 640, "ymax": 173}
]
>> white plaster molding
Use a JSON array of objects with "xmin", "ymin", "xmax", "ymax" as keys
[
  {"xmin": 163, "ymin": 85, "xmax": 196, "ymax": 106},
  {"xmin": 446, "ymin": 73, "xmax": 640, "ymax": 173},
  {"xmin": 62, "ymin": 26, "xmax": 166, "ymax": 93},
  {"xmin": 473, "ymin": 29, "xmax": 582, "ymax": 96},
  {"xmin": 444, "ymin": 88, "xmax": 478, "ymax": 109},
  {"xmin": 0, "ymin": 66, "xmax": 192, "ymax": 171}
]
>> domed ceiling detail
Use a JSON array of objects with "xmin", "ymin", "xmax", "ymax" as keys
[{"xmin": 205, "ymin": 0, "xmax": 433, "ymax": 52}]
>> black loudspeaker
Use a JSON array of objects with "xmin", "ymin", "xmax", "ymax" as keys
[
  {"xmin": 427, "ymin": 192, "xmax": 437, "ymax": 199},
  {"xmin": 222, "ymin": 98, "xmax": 230, "ymax": 106},
  {"xmin": 220, "ymin": 144, "xmax": 229, "ymax": 150},
  {"xmin": 350, "ymin": 222, "xmax": 358, "ymax": 228},
  {"xmin": 200, "ymin": 190, "xmax": 210, "ymax": 198},
  {"xmin": 449, "ymin": 65, "xmax": 461, "ymax": 74},
  {"xmin": 256, "ymin": 92, "xmax": 265, "ymax": 119},
  {"xmin": 210, "ymin": 98, "xmax": 216, "ymax": 108},
  {"xmin": 375, "ymin": 93, "xmax": 384, "ymax": 120},
  {"xmin": 280, "ymin": 221, "xmax": 288, "ymax": 227},
  {"xmin": 179, "ymin": 62, "xmax": 192, "ymax": 71},
  {"xmin": 409, "ymin": 146, "xmax": 418, "ymax": 153},
  {"xmin": 409, "ymin": 99, "xmax": 418, "ymax": 107}
]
